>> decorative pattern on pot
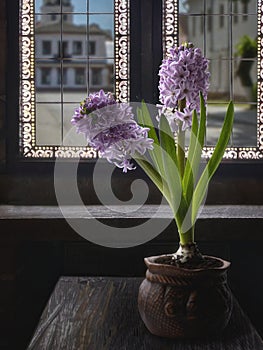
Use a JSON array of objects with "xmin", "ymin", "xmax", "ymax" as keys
[{"xmin": 138, "ymin": 255, "xmax": 233, "ymax": 338}]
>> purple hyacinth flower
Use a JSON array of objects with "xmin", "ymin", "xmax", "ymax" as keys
[
  {"xmin": 158, "ymin": 43, "xmax": 210, "ymax": 132},
  {"xmin": 71, "ymin": 90, "xmax": 153, "ymax": 172}
]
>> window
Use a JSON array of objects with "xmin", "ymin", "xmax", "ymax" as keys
[
  {"xmin": 73, "ymin": 41, "xmax": 82, "ymax": 55},
  {"xmin": 243, "ymin": 1, "xmax": 248, "ymax": 21},
  {"xmin": 91, "ymin": 68, "xmax": 102, "ymax": 86},
  {"xmin": 178, "ymin": 0, "xmax": 261, "ymax": 159},
  {"xmin": 19, "ymin": 0, "xmax": 126, "ymax": 158},
  {"xmin": 219, "ymin": 5, "xmax": 224, "ymax": 28},
  {"xmin": 41, "ymin": 68, "xmax": 51, "ymax": 85},
  {"xmin": 58, "ymin": 41, "xmax": 69, "ymax": 58},
  {"xmin": 243, "ymin": 2, "xmax": 248, "ymax": 14},
  {"xmin": 200, "ymin": 17, "xmax": 204, "ymax": 34},
  {"xmin": 57, "ymin": 68, "xmax": 67, "ymax": 85},
  {"xmin": 42, "ymin": 41, "xmax": 51, "ymax": 55},
  {"xmin": 89, "ymin": 41, "xmax": 96, "ymax": 56},
  {"xmin": 207, "ymin": 8, "xmax": 212, "ymax": 32},
  {"xmin": 234, "ymin": 1, "xmax": 238, "ymax": 24},
  {"xmin": 2, "ymin": 0, "xmax": 260, "ymax": 207},
  {"xmin": 17, "ymin": 0, "xmax": 263, "ymax": 160},
  {"xmin": 75, "ymin": 68, "xmax": 85, "ymax": 85},
  {"xmin": 192, "ymin": 16, "xmax": 196, "ymax": 37}
]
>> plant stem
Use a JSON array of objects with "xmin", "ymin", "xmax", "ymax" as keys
[
  {"xmin": 177, "ymin": 122, "xmax": 185, "ymax": 178},
  {"xmin": 179, "ymin": 225, "xmax": 195, "ymax": 245},
  {"xmin": 177, "ymin": 99, "xmax": 186, "ymax": 178}
]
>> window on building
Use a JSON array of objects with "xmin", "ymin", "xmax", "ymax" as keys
[
  {"xmin": 41, "ymin": 68, "xmax": 51, "ymax": 85},
  {"xmin": 200, "ymin": 17, "xmax": 204, "ymax": 34},
  {"xmin": 243, "ymin": 1, "xmax": 248, "ymax": 21},
  {"xmin": 58, "ymin": 41, "xmax": 69, "ymax": 58},
  {"xmin": 63, "ymin": 68, "xmax": 67, "ymax": 85},
  {"xmin": 73, "ymin": 41, "xmax": 82, "ymax": 55},
  {"xmin": 192, "ymin": 16, "xmax": 196, "ymax": 37},
  {"xmin": 243, "ymin": 1, "xmax": 248, "ymax": 14},
  {"xmin": 57, "ymin": 68, "xmax": 68, "ymax": 85},
  {"xmin": 63, "ymin": 14, "xmax": 68, "ymax": 21},
  {"xmin": 89, "ymin": 41, "xmax": 96, "ymax": 55},
  {"xmin": 207, "ymin": 8, "xmax": 212, "ymax": 32},
  {"xmin": 42, "ymin": 41, "xmax": 51, "ymax": 55},
  {"xmin": 75, "ymin": 68, "xmax": 85, "ymax": 85},
  {"xmin": 219, "ymin": 5, "xmax": 224, "ymax": 28},
  {"xmin": 51, "ymin": 14, "xmax": 57, "ymax": 21},
  {"xmin": 91, "ymin": 68, "xmax": 102, "ymax": 86},
  {"xmin": 234, "ymin": 2, "xmax": 238, "ymax": 24}
]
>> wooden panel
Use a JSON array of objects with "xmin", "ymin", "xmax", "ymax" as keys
[
  {"xmin": 27, "ymin": 277, "xmax": 263, "ymax": 350},
  {"xmin": 0, "ymin": 0, "xmax": 6, "ymax": 166}
]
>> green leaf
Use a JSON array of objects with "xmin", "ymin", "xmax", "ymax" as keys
[
  {"xmin": 137, "ymin": 101, "xmax": 165, "ymax": 177},
  {"xmin": 192, "ymin": 101, "xmax": 234, "ymax": 222},
  {"xmin": 182, "ymin": 110, "xmax": 198, "ymax": 204},
  {"xmin": 159, "ymin": 115, "xmax": 181, "ymax": 215},
  {"xmin": 134, "ymin": 153, "xmax": 171, "ymax": 206},
  {"xmin": 183, "ymin": 94, "xmax": 207, "ymax": 204}
]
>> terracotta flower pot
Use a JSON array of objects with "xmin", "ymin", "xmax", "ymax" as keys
[{"xmin": 138, "ymin": 254, "xmax": 233, "ymax": 338}]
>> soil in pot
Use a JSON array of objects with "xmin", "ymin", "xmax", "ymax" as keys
[{"xmin": 155, "ymin": 255, "xmax": 223, "ymax": 269}]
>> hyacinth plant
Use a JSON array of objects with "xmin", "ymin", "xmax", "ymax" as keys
[{"xmin": 72, "ymin": 42, "xmax": 234, "ymax": 264}]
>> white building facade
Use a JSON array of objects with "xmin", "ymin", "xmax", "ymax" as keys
[
  {"xmin": 35, "ymin": 0, "xmax": 114, "ymax": 91},
  {"xmin": 185, "ymin": 0, "xmax": 257, "ymax": 101}
]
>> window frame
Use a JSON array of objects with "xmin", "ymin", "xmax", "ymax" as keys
[
  {"xmin": 18, "ymin": 0, "xmax": 129, "ymax": 159},
  {"xmin": 3, "ymin": 0, "xmax": 263, "ymax": 206}
]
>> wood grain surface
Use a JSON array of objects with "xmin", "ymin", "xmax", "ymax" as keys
[{"xmin": 27, "ymin": 277, "xmax": 263, "ymax": 350}]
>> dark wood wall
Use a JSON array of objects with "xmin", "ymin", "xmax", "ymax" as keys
[
  {"xmin": 0, "ymin": 0, "xmax": 6, "ymax": 167},
  {"xmin": 0, "ymin": 1, "xmax": 263, "ymax": 350},
  {"xmin": 1, "ymin": 211, "xmax": 263, "ymax": 349}
]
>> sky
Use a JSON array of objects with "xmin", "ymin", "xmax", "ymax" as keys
[
  {"xmin": 35, "ymin": 0, "xmax": 114, "ymax": 32},
  {"xmin": 35, "ymin": 0, "xmax": 114, "ymax": 13},
  {"xmin": 35, "ymin": 0, "xmax": 187, "ymax": 32}
]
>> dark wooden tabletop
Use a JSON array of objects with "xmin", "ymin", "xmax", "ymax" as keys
[{"xmin": 27, "ymin": 277, "xmax": 263, "ymax": 350}]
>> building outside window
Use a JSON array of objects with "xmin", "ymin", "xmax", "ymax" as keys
[
  {"xmin": 200, "ymin": 17, "xmax": 203, "ymax": 34},
  {"xmin": 73, "ymin": 41, "xmax": 82, "ymax": 55},
  {"xmin": 192, "ymin": 16, "xmax": 196, "ymax": 37},
  {"xmin": 19, "ymin": 0, "xmax": 262, "ymax": 164},
  {"xmin": 63, "ymin": 68, "xmax": 68, "ymax": 85},
  {"xmin": 89, "ymin": 41, "xmax": 96, "ymax": 55},
  {"xmin": 243, "ymin": 1, "xmax": 248, "ymax": 14},
  {"xmin": 91, "ymin": 68, "xmax": 102, "ymax": 86},
  {"xmin": 207, "ymin": 8, "xmax": 212, "ymax": 32},
  {"xmin": 42, "ymin": 40, "xmax": 51, "ymax": 55},
  {"xmin": 57, "ymin": 68, "xmax": 68, "ymax": 85},
  {"xmin": 234, "ymin": 1, "xmax": 238, "ymax": 24},
  {"xmin": 219, "ymin": 5, "xmax": 224, "ymax": 28},
  {"xmin": 58, "ymin": 41, "xmax": 69, "ymax": 58},
  {"xmin": 41, "ymin": 67, "xmax": 51, "ymax": 85},
  {"xmin": 75, "ymin": 68, "xmax": 85, "ymax": 85},
  {"xmin": 34, "ymin": 0, "xmax": 113, "ymax": 94},
  {"xmin": 243, "ymin": 2, "xmax": 248, "ymax": 21}
]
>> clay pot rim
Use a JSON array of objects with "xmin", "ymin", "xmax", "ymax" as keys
[{"xmin": 144, "ymin": 254, "xmax": 231, "ymax": 272}]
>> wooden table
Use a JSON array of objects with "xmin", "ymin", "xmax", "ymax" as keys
[{"xmin": 27, "ymin": 277, "xmax": 263, "ymax": 350}]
